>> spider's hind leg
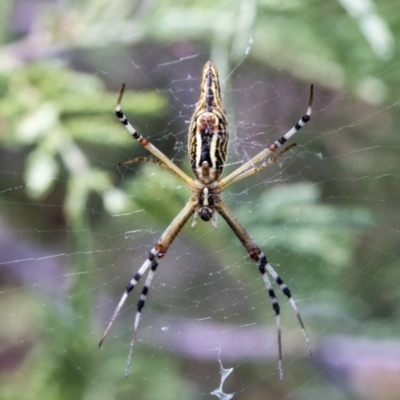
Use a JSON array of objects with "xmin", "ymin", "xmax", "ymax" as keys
[
  {"xmin": 256, "ymin": 252, "xmax": 284, "ymax": 380},
  {"xmin": 215, "ymin": 197, "xmax": 311, "ymax": 380},
  {"xmin": 98, "ymin": 250, "xmax": 158, "ymax": 350},
  {"xmin": 124, "ymin": 253, "xmax": 159, "ymax": 377},
  {"xmin": 263, "ymin": 258, "xmax": 312, "ymax": 357},
  {"xmin": 257, "ymin": 251, "xmax": 311, "ymax": 380}
]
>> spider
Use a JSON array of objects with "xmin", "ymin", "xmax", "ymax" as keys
[{"xmin": 99, "ymin": 61, "xmax": 314, "ymax": 380}]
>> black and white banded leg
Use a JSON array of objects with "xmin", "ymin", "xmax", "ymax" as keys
[
  {"xmin": 99, "ymin": 197, "xmax": 197, "ymax": 376},
  {"xmin": 256, "ymin": 253, "xmax": 283, "ymax": 380},
  {"xmin": 124, "ymin": 253, "xmax": 159, "ymax": 377},
  {"xmin": 215, "ymin": 197, "xmax": 311, "ymax": 379},
  {"xmin": 257, "ymin": 252, "xmax": 312, "ymax": 380},
  {"xmin": 115, "ymin": 84, "xmax": 193, "ymax": 187},
  {"xmin": 98, "ymin": 249, "xmax": 159, "ymax": 350}
]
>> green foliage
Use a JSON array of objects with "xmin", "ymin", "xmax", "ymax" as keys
[{"xmin": 0, "ymin": 61, "xmax": 166, "ymax": 203}]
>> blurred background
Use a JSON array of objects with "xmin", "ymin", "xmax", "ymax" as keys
[{"xmin": 0, "ymin": 1, "xmax": 399, "ymax": 399}]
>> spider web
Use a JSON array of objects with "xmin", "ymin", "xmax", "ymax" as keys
[{"xmin": 1, "ymin": 1, "xmax": 400, "ymax": 400}]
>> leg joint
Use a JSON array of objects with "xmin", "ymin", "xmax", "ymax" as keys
[
  {"xmin": 148, "ymin": 252, "xmax": 158, "ymax": 270},
  {"xmin": 258, "ymin": 254, "xmax": 267, "ymax": 274}
]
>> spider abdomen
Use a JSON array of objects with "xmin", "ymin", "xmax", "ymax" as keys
[
  {"xmin": 190, "ymin": 112, "xmax": 227, "ymax": 183},
  {"xmin": 188, "ymin": 61, "xmax": 229, "ymax": 184}
]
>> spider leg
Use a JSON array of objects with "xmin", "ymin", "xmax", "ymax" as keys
[
  {"xmin": 125, "ymin": 256, "xmax": 158, "ymax": 377},
  {"xmin": 220, "ymin": 85, "xmax": 313, "ymax": 191},
  {"xmin": 98, "ymin": 250, "xmax": 157, "ymax": 349},
  {"xmin": 119, "ymin": 156, "xmax": 167, "ymax": 168},
  {"xmin": 214, "ymin": 197, "xmax": 311, "ymax": 380},
  {"xmin": 257, "ymin": 255, "xmax": 283, "ymax": 380},
  {"xmin": 119, "ymin": 156, "xmax": 188, "ymax": 184},
  {"xmin": 223, "ymin": 143, "xmax": 297, "ymax": 188},
  {"xmin": 116, "ymin": 84, "xmax": 193, "ymax": 187},
  {"xmin": 191, "ymin": 211, "xmax": 198, "ymax": 228},
  {"xmin": 99, "ymin": 197, "xmax": 197, "ymax": 375}
]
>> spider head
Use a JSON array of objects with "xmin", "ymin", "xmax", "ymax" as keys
[
  {"xmin": 199, "ymin": 207, "xmax": 213, "ymax": 221},
  {"xmin": 198, "ymin": 187, "xmax": 214, "ymax": 222}
]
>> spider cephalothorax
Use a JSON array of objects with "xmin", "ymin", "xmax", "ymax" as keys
[
  {"xmin": 100, "ymin": 61, "xmax": 314, "ymax": 380},
  {"xmin": 197, "ymin": 186, "xmax": 216, "ymax": 222}
]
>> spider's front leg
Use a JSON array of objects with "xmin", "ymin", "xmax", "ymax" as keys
[
  {"xmin": 115, "ymin": 84, "xmax": 193, "ymax": 188},
  {"xmin": 99, "ymin": 196, "xmax": 197, "ymax": 377},
  {"xmin": 214, "ymin": 197, "xmax": 311, "ymax": 381},
  {"xmin": 220, "ymin": 84, "xmax": 314, "ymax": 191}
]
